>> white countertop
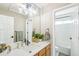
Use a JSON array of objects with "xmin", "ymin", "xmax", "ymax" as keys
[{"xmin": 5, "ymin": 41, "xmax": 50, "ymax": 56}]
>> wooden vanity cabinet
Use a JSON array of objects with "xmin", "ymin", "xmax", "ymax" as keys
[
  {"xmin": 45, "ymin": 44, "xmax": 51, "ymax": 56},
  {"xmin": 34, "ymin": 53, "xmax": 39, "ymax": 56},
  {"xmin": 39, "ymin": 48, "xmax": 45, "ymax": 56},
  {"xmin": 34, "ymin": 44, "xmax": 51, "ymax": 56}
]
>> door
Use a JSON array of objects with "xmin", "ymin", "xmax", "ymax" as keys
[
  {"xmin": 71, "ymin": 6, "xmax": 79, "ymax": 56},
  {"xmin": 0, "ymin": 15, "xmax": 14, "ymax": 44},
  {"xmin": 26, "ymin": 19, "xmax": 32, "ymax": 44},
  {"xmin": 55, "ymin": 13, "xmax": 73, "ymax": 49}
]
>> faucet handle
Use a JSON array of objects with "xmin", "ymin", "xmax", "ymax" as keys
[{"xmin": 27, "ymin": 40, "xmax": 30, "ymax": 46}]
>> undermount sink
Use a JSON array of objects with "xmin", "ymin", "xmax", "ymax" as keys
[
  {"xmin": 0, "ymin": 44, "xmax": 11, "ymax": 56},
  {"xmin": 0, "ymin": 44, "xmax": 7, "ymax": 53},
  {"xmin": 6, "ymin": 41, "xmax": 50, "ymax": 56}
]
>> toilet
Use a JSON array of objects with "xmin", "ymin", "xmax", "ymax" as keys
[
  {"xmin": 55, "ymin": 46, "xmax": 71, "ymax": 56},
  {"xmin": 55, "ymin": 46, "xmax": 59, "ymax": 56}
]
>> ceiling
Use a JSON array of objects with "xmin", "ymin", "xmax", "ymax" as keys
[
  {"xmin": 0, "ymin": 3, "xmax": 70, "ymax": 10},
  {"xmin": 35, "ymin": 3, "xmax": 70, "ymax": 8},
  {"xmin": 0, "ymin": 3, "xmax": 71, "ymax": 16},
  {"xmin": 35, "ymin": 3, "xmax": 71, "ymax": 14},
  {"xmin": 35, "ymin": 3, "xmax": 49, "ymax": 8}
]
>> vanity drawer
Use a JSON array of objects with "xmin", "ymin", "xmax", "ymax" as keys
[{"xmin": 39, "ymin": 48, "xmax": 45, "ymax": 56}]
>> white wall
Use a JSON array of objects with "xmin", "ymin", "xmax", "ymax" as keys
[
  {"xmin": 0, "ymin": 8, "xmax": 26, "ymax": 32},
  {"xmin": 32, "ymin": 15, "xmax": 41, "ymax": 33},
  {"xmin": 41, "ymin": 3, "xmax": 70, "ymax": 15}
]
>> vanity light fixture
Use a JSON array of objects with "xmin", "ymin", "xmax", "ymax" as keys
[{"xmin": 17, "ymin": 3, "xmax": 37, "ymax": 17}]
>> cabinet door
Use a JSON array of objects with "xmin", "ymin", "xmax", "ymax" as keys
[
  {"xmin": 34, "ymin": 53, "xmax": 38, "ymax": 56},
  {"xmin": 26, "ymin": 20, "xmax": 32, "ymax": 44},
  {"xmin": 39, "ymin": 48, "xmax": 45, "ymax": 56},
  {"xmin": 46, "ymin": 44, "xmax": 51, "ymax": 56},
  {"xmin": 46, "ymin": 48, "xmax": 50, "ymax": 56},
  {"xmin": 41, "ymin": 53, "xmax": 46, "ymax": 56}
]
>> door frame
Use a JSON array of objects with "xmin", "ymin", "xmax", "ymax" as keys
[{"xmin": 26, "ymin": 18, "xmax": 33, "ymax": 45}]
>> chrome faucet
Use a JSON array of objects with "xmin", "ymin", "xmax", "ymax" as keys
[{"xmin": 26, "ymin": 40, "xmax": 30, "ymax": 46}]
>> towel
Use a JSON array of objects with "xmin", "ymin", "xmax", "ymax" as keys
[{"xmin": 14, "ymin": 31, "xmax": 24, "ymax": 42}]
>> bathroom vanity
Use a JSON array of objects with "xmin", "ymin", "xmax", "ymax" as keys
[
  {"xmin": 34, "ymin": 42, "xmax": 51, "ymax": 56},
  {"xmin": 0, "ymin": 41, "xmax": 51, "ymax": 56}
]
